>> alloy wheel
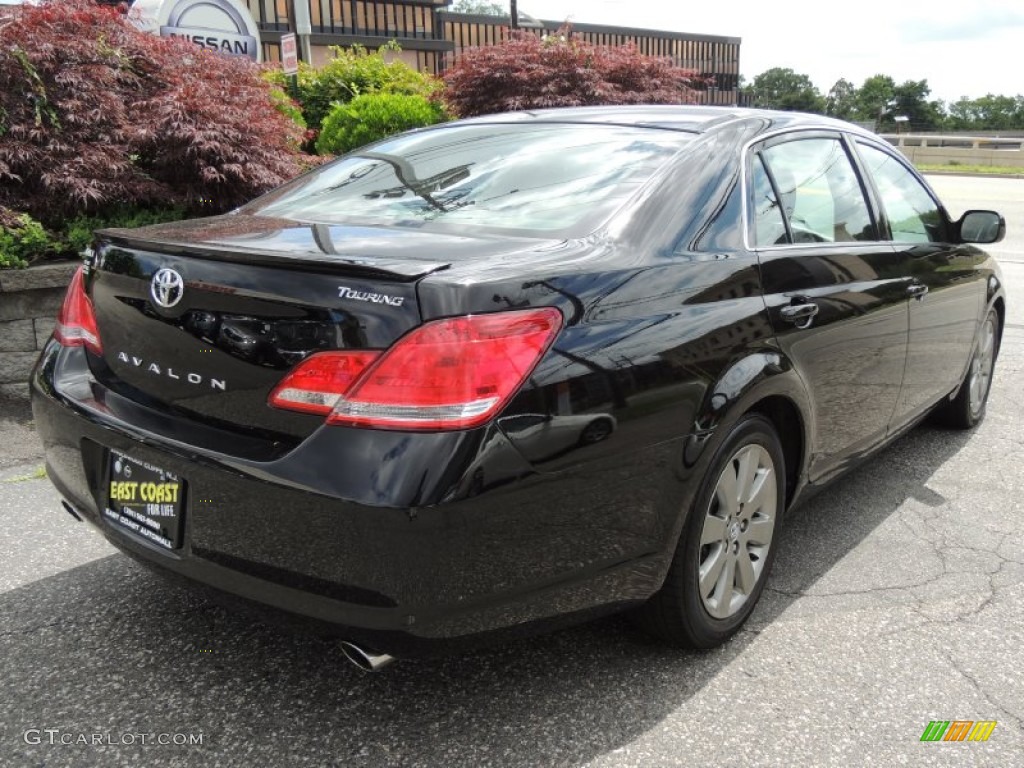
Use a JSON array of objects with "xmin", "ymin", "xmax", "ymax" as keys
[
  {"xmin": 969, "ymin": 314, "xmax": 997, "ymax": 418},
  {"xmin": 697, "ymin": 443, "xmax": 778, "ymax": 620}
]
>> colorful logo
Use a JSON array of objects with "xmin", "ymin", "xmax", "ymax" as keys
[{"xmin": 920, "ymin": 720, "xmax": 997, "ymax": 742}]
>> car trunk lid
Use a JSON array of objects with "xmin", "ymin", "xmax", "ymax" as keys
[{"xmin": 87, "ymin": 215, "xmax": 459, "ymax": 442}]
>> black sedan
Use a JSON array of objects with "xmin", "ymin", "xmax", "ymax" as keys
[{"xmin": 31, "ymin": 106, "xmax": 1006, "ymax": 670}]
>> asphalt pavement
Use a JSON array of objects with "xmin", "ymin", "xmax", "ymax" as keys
[{"xmin": 1, "ymin": 175, "xmax": 1022, "ymax": 767}]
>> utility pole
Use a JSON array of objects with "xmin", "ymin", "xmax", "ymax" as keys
[{"xmin": 510, "ymin": 0, "xmax": 518, "ymax": 29}]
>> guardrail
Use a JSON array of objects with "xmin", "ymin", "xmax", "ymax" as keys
[
  {"xmin": 880, "ymin": 134, "xmax": 1024, "ymax": 169},
  {"xmin": 881, "ymin": 134, "xmax": 1024, "ymax": 150}
]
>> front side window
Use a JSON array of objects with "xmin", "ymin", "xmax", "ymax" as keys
[
  {"xmin": 758, "ymin": 137, "xmax": 876, "ymax": 245},
  {"xmin": 857, "ymin": 143, "xmax": 946, "ymax": 243},
  {"xmin": 242, "ymin": 123, "xmax": 691, "ymax": 239}
]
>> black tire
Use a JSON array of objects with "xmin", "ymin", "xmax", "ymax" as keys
[
  {"xmin": 634, "ymin": 413, "xmax": 785, "ymax": 648},
  {"xmin": 934, "ymin": 308, "xmax": 999, "ymax": 430},
  {"xmin": 579, "ymin": 417, "xmax": 613, "ymax": 445}
]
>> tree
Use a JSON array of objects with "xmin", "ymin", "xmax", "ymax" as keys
[
  {"xmin": 891, "ymin": 79, "xmax": 943, "ymax": 131},
  {"xmin": 969, "ymin": 94, "xmax": 1023, "ymax": 130},
  {"xmin": 825, "ymin": 78, "xmax": 858, "ymax": 121},
  {"xmin": 856, "ymin": 74, "xmax": 896, "ymax": 128},
  {"xmin": 0, "ymin": 0, "xmax": 302, "ymax": 225},
  {"xmin": 450, "ymin": 0, "xmax": 506, "ymax": 14},
  {"xmin": 950, "ymin": 94, "xmax": 1024, "ymax": 131},
  {"xmin": 737, "ymin": 74, "xmax": 754, "ymax": 106},
  {"xmin": 749, "ymin": 68, "xmax": 824, "ymax": 113},
  {"xmin": 745, "ymin": 64, "xmax": 1024, "ymax": 131},
  {"xmin": 443, "ymin": 31, "xmax": 704, "ymax": 117},
  {"xmin": 946, "ymin": 97, "xmax": 976, "ymax": 130}
]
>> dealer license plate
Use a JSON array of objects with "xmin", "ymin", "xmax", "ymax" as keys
[{"xmin": 104, "ymin": 451, "xmax": 186, "ymax": 550}]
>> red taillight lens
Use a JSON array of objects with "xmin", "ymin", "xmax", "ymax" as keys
[
  {"xmin": 269, "ymin": 307, "xmax": 563, "ymax": 431},
  {"xmin": 54, "ymin": 266, "xmax": 103, "ymax": 355},
  {"xmin": 269, "ymin": 350, "xmax": 381, "ymax": 415}
]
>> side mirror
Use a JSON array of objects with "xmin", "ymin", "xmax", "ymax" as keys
[{"xmin": 957, "ymin": 210, "xmax": 1005, "ymax": 245}]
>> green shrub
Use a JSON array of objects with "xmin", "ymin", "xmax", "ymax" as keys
[
  {"xmin": 268, "ymin": 43, "xmax": 440, "ymax": 131},
  {"xmin": 0, "ymin": 213, "xmax": 56, "ymax": 269},
  {"xmin": 62, "ymin": 207, "xmax": 187, "ymax": 255},
  {"xmin": 315, "ymin": 93, "xmax": 447, "ymax": 155},
  {"xmin": 263, "ymin": 75, "xmax": 307, "ymax": 133},
  {"xmin": 0, "ymin": 206, "xmax": 188, "ymax": 269}
]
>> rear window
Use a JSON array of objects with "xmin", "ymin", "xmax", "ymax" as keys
[{"xmin": 242, "ymin": 123, "xmax": 691, "ymax": 237}]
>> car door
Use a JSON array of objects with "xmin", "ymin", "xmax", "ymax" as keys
[
  {"xmin": 751, "ymin": 132, "xmax": 915, "ymax": 482},
  {"xmin": 852, "ymin": 141, "xmax": 985, "ymax": 426}
]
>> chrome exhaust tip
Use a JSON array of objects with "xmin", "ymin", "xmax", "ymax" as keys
[
  {"xmin": 61, "ymin": 500, "xmax": 83, "ymax": 522},
  {"xmin": 340, "ymin": 641, "xmax": 396, "ymax": 672}
]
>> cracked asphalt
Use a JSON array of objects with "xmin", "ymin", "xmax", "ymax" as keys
[{"xmin": 1, "ymin": 176, "xmax": 1022, "ymax": 767}]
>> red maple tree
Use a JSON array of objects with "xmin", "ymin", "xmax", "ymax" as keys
[
  {"xmin": 443, "ymin": 29, "xmax": 709, "ymax": 118},
  {"xmin": 0, "ymin": 0, "xmax": 303, "ymax": 226}
]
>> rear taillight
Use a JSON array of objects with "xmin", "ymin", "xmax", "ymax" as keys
[
  {"xmin": 54, "ymin": 266, "xmax": 102, "ymax": 355},
  {"xmin": 269, "ymin": 351, "xmax": 381, "ymax": 415},
  {"xmin": 269, "ymin": 307, "xmax": 563, "ymax": 430}
]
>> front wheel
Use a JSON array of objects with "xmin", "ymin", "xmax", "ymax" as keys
[
  {"xmin": 935, "ymin": 308, "xmax": 999, "ymax": 430},
  {"xmin": 635, "ymin": 414, "xmax": 785, "ymax": 648}
]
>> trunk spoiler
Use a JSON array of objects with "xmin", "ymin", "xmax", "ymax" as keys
[{"xmin": 95, "ymin": 229, "xmax": 451, "ymax": 282}]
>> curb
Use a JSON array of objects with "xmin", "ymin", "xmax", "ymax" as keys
[
  {"xmin": 0, "ymin": 261, "xmax": 78, "ymax": 293},
  {"xmin": 920, "ymin": 170, "xmax": 1024, "ymax": 180}
]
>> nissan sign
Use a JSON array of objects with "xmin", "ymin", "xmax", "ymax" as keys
[{"xmin": 129, "ymin": 0, "xmax": 262, "ymax": 61}]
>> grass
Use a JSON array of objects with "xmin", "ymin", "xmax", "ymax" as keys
[
  {"xmin": 3, "ymin": 466, "xmax": 47, "ymax": 483},
  {"xmin": 918, "ymin": 163, "xmax": 1024, "ymax": 176}
]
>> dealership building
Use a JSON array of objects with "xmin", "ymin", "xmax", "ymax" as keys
[{"xmin": 126, "ymin": 0, "xmax": 741, "ymax": 104}]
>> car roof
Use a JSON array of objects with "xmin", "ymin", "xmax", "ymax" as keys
[{"xmin": 453, "ymin": 105, "xmax": 877, "ymax": 140}]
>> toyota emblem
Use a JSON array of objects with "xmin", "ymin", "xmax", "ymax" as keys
[{"xmin": 150, "ymin": 268, "xmax": 184, "ymax": 309}]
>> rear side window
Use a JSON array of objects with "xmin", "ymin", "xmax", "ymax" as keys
[
  {"xmin": 751, "ymin": 154, "xmax": 787, "ymax": 246},
  {"xmin": 243, "ymin": 124, "xmax": 691, "ymax": 238},
  {"xmin": 857, "ymin": 143, "xmax": 946, "ymax": 243},
  {"xmin": 758, "ymin": 138, "xmax": 876, "ymax": 245}
]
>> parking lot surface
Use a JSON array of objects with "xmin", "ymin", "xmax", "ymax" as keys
[{"xmin": 1, "ymin": 175, "xmax": 1021, "ymax": 767}]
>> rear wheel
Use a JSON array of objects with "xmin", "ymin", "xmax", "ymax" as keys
[
  {"xmin": 935, "ymin": 308, "xmax": 999, "ymax": 430},
  {"xmin": 579, "ymin": 417, "xmax": 613, "ymax": 445},
  {"xmin": 636, "ymin": 414, "xmax": 785, "ymax": 648}
]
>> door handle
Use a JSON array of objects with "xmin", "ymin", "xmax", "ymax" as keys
[
  {"xmin": 907, "ymin": 283, "xmax": 929, "ymax": 300},
  {"xmin": 779, "ymin": 302, "xmax": 819, "ymax": 326}
]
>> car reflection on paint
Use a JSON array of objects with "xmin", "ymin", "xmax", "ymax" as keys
[
  {"xmin": 459, "ymin": 412, "xmax": 618, "ymax": 497},
  {"xmin": 502, "ymin": 412, "xmax": 616, "ymax": 460}
]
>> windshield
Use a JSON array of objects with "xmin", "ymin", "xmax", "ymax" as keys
[{"xmin": 242, "ymin": 123, "xmax": 692, "ymax": 237}]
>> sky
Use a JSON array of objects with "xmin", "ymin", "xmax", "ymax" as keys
[{"xmin": 517, "ymin": 0, "xmax": 1023, "ymax": 103}]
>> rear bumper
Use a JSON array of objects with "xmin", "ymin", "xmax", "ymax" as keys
[{"xmin": 31, "ymin": 342, "xmax": 681, "ymax": 655}]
